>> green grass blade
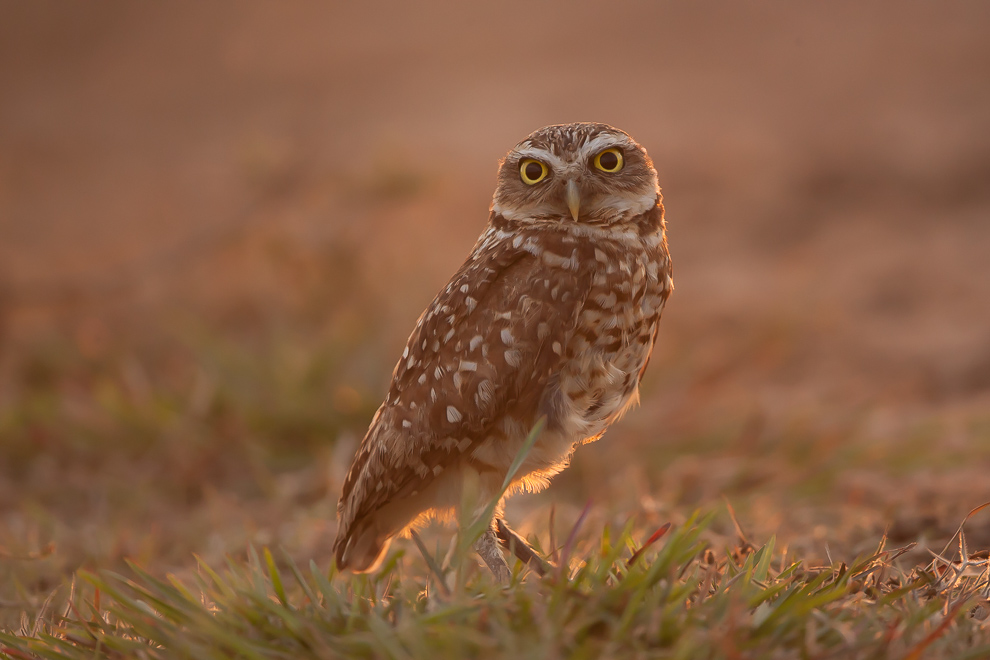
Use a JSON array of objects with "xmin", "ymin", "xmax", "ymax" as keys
[{"xmin": 263, "ymin": 547, "xmax": 288, "ymax": 606}]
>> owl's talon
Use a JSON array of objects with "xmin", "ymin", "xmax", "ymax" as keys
[{"xmin": 474, "ymin": 528, "xmax": 511, "ymax": 583}]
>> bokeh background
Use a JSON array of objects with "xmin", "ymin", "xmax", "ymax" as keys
[{"xmin": 2, "ymin": 1, "xmax": 989, "ymax": 612}]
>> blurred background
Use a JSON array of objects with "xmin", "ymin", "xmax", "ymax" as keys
[{"xmin": 1, "ymin": 1, "xmax": 989, "ymax": 610}]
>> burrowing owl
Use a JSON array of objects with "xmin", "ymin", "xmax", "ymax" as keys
[{"xmin": 334, "ymin": 122, "xmax": 672, "ymax": 579}]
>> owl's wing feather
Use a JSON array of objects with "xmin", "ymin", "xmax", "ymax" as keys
[{"xmin": 336, "ymin": 228, "xmax": 592, "ymax": 549}]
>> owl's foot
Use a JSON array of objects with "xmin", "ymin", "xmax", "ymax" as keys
[
  {"xmin": 496, "ymin": 518, "xmax": 553, "ymax": 577},
  {"xmin": 474, "ymin": 528, "xmax": 511, "ymax": 583}
]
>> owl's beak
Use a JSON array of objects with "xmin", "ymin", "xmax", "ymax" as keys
[{"xmin": 565, "ymin": 180, "xmax": 581, "ymax": 221}]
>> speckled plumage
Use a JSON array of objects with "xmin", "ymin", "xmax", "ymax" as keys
[{"xmin": 334, "ymin": 123, "xmax": 673, "ymax": 573}]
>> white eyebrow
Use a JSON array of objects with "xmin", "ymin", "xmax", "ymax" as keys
[
  {"xmin": 578, "ymin": 134, "xmax": 626, "ymax": 159},
  {"xmin": 512, "ymin": 147, "xmax": 568, "ymax": 171}
]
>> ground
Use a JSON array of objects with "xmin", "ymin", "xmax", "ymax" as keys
[{"xmin": 1, "ymin": 2, "xmax": 989, "ymax": 656}]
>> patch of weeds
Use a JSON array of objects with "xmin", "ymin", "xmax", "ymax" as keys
[{"xmin": 2, "ymin": 506, "xmax": 989, "ymax": 659}]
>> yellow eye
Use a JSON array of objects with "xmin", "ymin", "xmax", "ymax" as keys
[
  {"xmin": 519, "ymin": 159, "xmax": 549, "ymax": 185},
  {"xmin": 594, "ymin": 148, "xmax": 624, "ymax": 173}
]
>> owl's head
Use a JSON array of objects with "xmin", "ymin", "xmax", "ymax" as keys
[{"xmin": 491, "ymin": 122, "xmax": 660, "ymax": 227}]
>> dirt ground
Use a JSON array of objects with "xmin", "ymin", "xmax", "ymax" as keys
[{"xmin": 1, "ymin": 1, "xmax": 989, "ymax": 596}]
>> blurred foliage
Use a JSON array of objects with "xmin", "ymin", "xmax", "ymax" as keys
[{"xmin": 2, "ymin": 512, "xmax": 989, "ymax": 659}]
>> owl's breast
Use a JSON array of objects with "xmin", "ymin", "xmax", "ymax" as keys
[{"xmin": 552, "ymin": 238, "xmax": 670, "ymax": 442}]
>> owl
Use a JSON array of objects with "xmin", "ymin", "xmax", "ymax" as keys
[{"xmin": 333, "ymin": 122, "xmax": 672, "ymax": 580}]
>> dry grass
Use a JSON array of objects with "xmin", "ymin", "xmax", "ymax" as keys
[{"xmin": 2, "ymin": 506, "xmax": 990, "ymax": 659}]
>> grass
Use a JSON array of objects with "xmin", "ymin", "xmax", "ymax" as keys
[
  {"xmin": 2, "ymin": 324, "xmax": 989, "ymax": 658},
  {"xmin": 1, "ymin": 509, "xmax": 989, "ymax": 659}
]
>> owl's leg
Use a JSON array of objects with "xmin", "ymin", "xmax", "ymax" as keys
[
  {"xmin": 496, "ymin": 518, "xmax": 553, "ymax": 577},
  {"xmin": 473, "ymin": 525, "xmax": 511, "ymax": 583}
]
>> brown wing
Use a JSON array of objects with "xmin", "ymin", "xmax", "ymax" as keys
[{"xmin": 335, "ymin": 227, "xmax": 593, "ymax": 548}]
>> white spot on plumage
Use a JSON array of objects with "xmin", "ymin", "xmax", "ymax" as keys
[
  {"xmin": 444, "ymin": 328, "xmax": 456, "ymax": 342},
  {"xmin": 595, "ymin": 292, "xmax": 618, "ymax": 308},
  {"xmin": 418, "ymin": 373, "xmax": 427, "ymax": 385},
  {"xmin": 469, "ymin": 335, "xmax": 483, "ymax": 351},
  {"xmin": 542, "ymin": 251, "xmax": 567, "ymax": 268},
  {"xmin": 476, "ymin": 379, "xmax": 495, "ymax": 404},
  {"xmin": 402, "ymin": 420, "xmax": 412, "ymax": 428},
  {"xmin": 504, "ymin": 349, "xmax": 522, "ymax": 367},
  {"xmin": 446, "ymin": 406, "xmax": 462, "ymax": 423},
  {"xmin": 500, "ymin": 329, "xmax": 514, "ymax": 345},
  {"xmin": 460, "ymin": 284, "xmax": 470, "ymax": 293},
  {"xmin": 459, "ymin": 360, "xmax": 478, "ymax": 371}
]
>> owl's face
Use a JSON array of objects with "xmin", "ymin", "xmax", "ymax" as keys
[{"xmin": 491, "ymin": 123, "xmax": 659, "ymax": 226}]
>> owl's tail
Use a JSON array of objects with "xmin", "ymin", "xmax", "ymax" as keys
[
  {"xmin": 333, "ymin": 413, "xmax": 441, "ymax": 573},
  {"xmin": 333, "ymin": 521, "xmax": 392, "ymax": 573}
]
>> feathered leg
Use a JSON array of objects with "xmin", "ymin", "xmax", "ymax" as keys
[{"xmin": 473, "ymin": 524, "xmax": 511, "ymax": 582}]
